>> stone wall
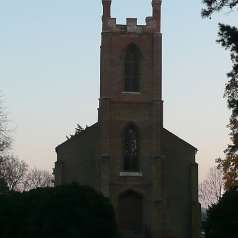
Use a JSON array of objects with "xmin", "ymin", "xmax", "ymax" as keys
[
  {"xmin": 55, "ymin": 124, "xmax": 99, "ymax": 190},
  {"xmin": 162, "ymin": 128, "xmax": 199, "ymax": 238}
]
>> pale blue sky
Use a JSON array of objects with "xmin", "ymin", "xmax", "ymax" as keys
[{"xmin": 0, "ymin": 0, "xmax": 236, "ymax": 181}]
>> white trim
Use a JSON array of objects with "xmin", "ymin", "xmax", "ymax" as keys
[
  {"xmin": 120, "ymin": 171, "xmax": 143, "ymax": 177},
  {"xmin": 121, "ymin": 91, "xmax": 141, "ymax": 95}
]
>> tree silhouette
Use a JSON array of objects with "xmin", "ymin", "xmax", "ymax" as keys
[
  {"xmin": 205, "ymin": 187, "xmax": 238, "ymax": 238},
  {"xmin": 0, "ymin": 155, "xmax": 28, "ymax": 191},
  {"xmin": 0, "ymin": 96, "xmax": 11, "ymax": 155},
  {"xmin": 23, "ymin": 168, "xmax": 54, "ymax": 191},
  {"xmin": 0, "ymin": 184, "xmax": 118, "ymax": 238},
  {"xmin": 66, "ymin": 124, "xmax": 84, "ymax": 140},
  {"xmin": 202, "ymin": 0, "xmax": 238, "ymax": 190},
  {"xmin": 199, "ymin": 167, "xmax": 224, "ymax": 208}
]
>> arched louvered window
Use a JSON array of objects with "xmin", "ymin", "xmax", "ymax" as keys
[
  {"xmin": 124, "ymin": 44, "xmax": 141, "ymax": 92},
  {"xmin": 124, "ymin": 124, "xmax": 139, "ymax": 171}
]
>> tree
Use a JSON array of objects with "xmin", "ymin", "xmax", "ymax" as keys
[
  {"xmin": 205, "ymin": 187, "xmax": 238, "ymax": 238},
  {"xmin": 0, "ymin": 184, "xmax": 119, "ymax": 238},
  {"xmin": 66, "ymin": 123, "xmax": 84, "ymax": 140},
  {"xmin": 23, "ymin": 168, "xmax": 54, "ymax": 191},
  {"xmin": 0, "ymin": 178, "xmax": 8, "ymax": 193},
  {"xmin": 74, "ymin": 123, "xmax": 84, "ymax": 135},
  {"xmin": 202, "ymin": 1, "xmax": 238, "ymax": 190},
  {"xmin": 0, "ymin": 96, "xmax": 52, "ymax": 192},
  {"xmin": 0, "ymin": 96, "xmax": 12, "ymax": 192},
  {"xmin": 0, "ymin": 155, "xmax": 54, "ymax": 192},
  {"xmin": 0, "ymin": 97, "xmax": 11, "ymax": 155},
  {"xmin": 202, "ymin": 0, "xmax": 238, "ymax": 18},
  {"xmin": 199, "ymin": 167, "xmax": 224, "ymax": 208},
  {"xmin": 0, "ymin": 155, "xmax": 28, "ymax": 191}
]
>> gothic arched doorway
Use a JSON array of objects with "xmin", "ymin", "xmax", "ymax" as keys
[{"xmin": 118, "ymin": 190, "xmax": 143, "ymax": 233}]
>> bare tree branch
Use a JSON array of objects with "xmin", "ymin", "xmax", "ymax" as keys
[
  {"xmin": 23, "ymin": 168, "xmax": 54, "ymax": 191},
  {"xmin": 0, "ymin": 96, "xmax": 11, "ymax": 155},
  {"xmin": 199, "ymin": 166, "xmax": 224, "ymax": 208},
  {"xmin": 0, "ymin": 155, "xmax": 28, "ymax": 191}
]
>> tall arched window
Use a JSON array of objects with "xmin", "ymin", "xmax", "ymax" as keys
[
  {"xmin": 124, "ymin": 124, "xmax": 139, "ymax": 171},
  {"xmin": 124, "ymin": 44, "xmax": 141, "ymax": 92}
]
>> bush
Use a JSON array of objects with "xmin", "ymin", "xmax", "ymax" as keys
[
  {"xmin": 205, "ymin": 188, "xmax": 238, "ymax": 238},
  {"xmin": 0, "ymin": 183, "xmax": 118, "ymax": 238}
]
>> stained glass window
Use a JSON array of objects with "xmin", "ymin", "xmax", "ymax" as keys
[{"xmin": 124, "ymin": 124, "xmax": 139, "ymax": 171}]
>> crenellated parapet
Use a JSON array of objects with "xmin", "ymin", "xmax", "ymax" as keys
[{"xmin": 102, "ymin": 0, "xmax": 162, "ymax": 33}]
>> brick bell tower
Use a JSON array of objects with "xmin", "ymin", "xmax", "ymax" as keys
[{"xmin": 98, "ymin": 0, "xmax": 165, "ymax": 237}]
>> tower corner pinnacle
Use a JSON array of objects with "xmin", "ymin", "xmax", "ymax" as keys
[
  {"xmin": 102, "ymin": 0, "xmax": 112, "ymax": 30},
  {"xmin": 152, "ymin": 0, "xmax": 162, "ymax": 32}
]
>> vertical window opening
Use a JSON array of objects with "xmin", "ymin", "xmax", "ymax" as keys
[
  {"xmin": 124, "ymin": 44, "xmax": 141, "ymax": 92},
  {"xmin": 124, "ymin": 124, "xmax": 139, "ymax": 171}
]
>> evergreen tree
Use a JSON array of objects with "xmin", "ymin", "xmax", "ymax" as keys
[
  {"xmin": 202, "ymin": 0, "xmax": 238, "ymax": 190},
  {"xmin": 66, "ymin": 124, "xmax": 84, "ymax": 140},
  {"xmin": 74, "ymin": 123, "xmax": 84, "ymax": 135},
  {"xmin": 205, "ymin": 188, "xmax": 238, "ymax": 238}
]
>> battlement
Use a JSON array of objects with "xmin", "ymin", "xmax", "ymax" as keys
[
  {"xmin": 104, "ymin": 17, "xmax": 157, "ymax": 33},
  {"xmin": 102, "ymin": 0, "xmax": 161, "ymax": 33}
]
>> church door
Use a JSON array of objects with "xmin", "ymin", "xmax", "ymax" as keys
[{"xmin": 118, "ymin": 191, "xmax": 143, "ymax": 234}]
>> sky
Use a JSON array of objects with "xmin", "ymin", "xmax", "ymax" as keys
[{"xmin": 0, "ymin": 0, "xmax": 237, "ymax": 181}]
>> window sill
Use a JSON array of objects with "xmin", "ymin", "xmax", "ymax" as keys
[
  {"xmin": 120, "ymin": 172, "xmax": 143, "ymax": 177},
  {"xmin": 121, "ymin": 91, "xmax": 141, "ymax": 95}
]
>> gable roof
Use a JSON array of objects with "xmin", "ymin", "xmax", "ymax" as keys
[
  {"xmin": 55, "ymin": 123, "xmax": 99, "ymax": 152},
  {"xmin": 162, "ymin": 127, "xmax": 198, "ymax": 152}
]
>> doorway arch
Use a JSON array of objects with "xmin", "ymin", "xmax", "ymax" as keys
[{"xmin": 118, "ymin": 190, "xmax": 143, "ymax": 233}]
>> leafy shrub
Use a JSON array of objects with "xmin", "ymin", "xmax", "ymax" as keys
[
  {"xmin": 0, "ymin": 183, "xmax": 118, "ymax": 238},
  {"xmin": 205, "ymin": 188, "xmax": 238, "ymax": 238}
]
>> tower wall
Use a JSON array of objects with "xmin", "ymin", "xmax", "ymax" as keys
[{"xmin": 99, "ymin": 1, "xmax": 166, "ymax": 237}]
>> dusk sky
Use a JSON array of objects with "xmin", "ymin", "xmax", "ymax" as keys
[{"xmin": 0, "ymin": 0, "xmax": 236, "ymax": 181}]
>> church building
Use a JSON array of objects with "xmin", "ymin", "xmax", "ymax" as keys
[{"xmin": 54, "ymin": 1, "xmax": 201, "ymax": 238}]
